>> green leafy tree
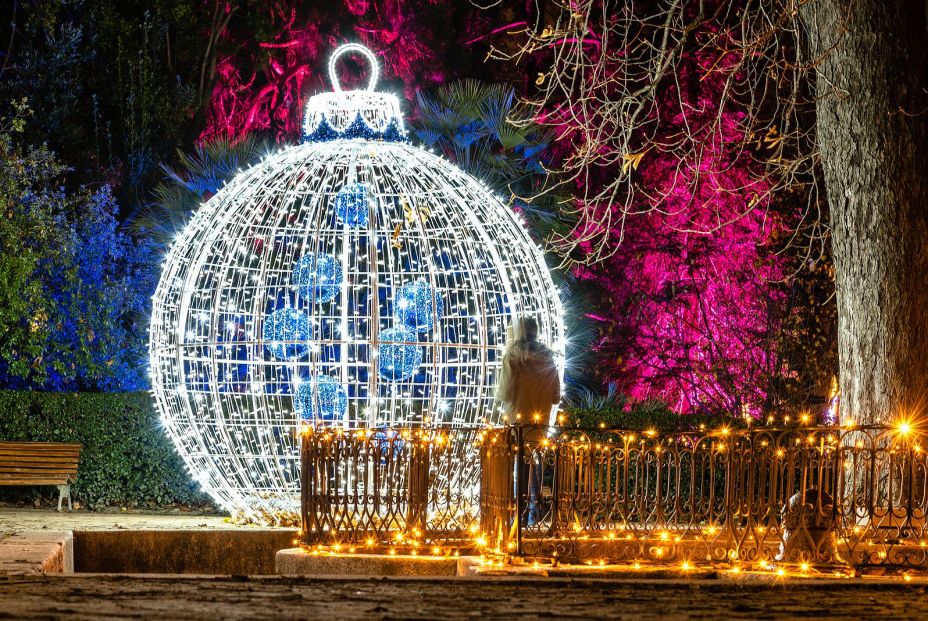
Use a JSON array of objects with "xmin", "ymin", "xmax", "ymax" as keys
[
  {"xmin": 0, "ymin": 100, "xmax": 66, "ymax": 380},
  {"xmin": 0, "ymin": 100, "xmax": 155, "ymax": 390}
]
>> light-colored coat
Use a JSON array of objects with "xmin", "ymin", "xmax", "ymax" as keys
[{"xmin": 495, "ymin": 339, "xmax": 560, "ymax": 423}]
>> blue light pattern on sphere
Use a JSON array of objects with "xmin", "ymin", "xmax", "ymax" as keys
[
  {"xmin": 292, "ymin": 253, "xmax": 342, "ymax": 303},
  {"xmin": 294, "ymin": 375, "xmax": 348, "ymax": 421},
  {"xmin": 377, "ymin": 326, "xmax": 423, "ymax": 381},
  {"xmin": 334, "ymin": 182, "xmax": 369, "ymax": 227},
  {"xmin": 393, "ymin": 279, "xmax": 444, "ymax": 332},
  {"xmin": 262, "ymin": 308, "xmax": 310, "ymax": 361}
]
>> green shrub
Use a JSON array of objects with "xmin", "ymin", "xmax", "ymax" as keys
[
  {"xmin": 0, "ymin": 391, "xmax": 213, "ymax": 509},
  {"xmin": 563, "ymin": 398, "xmax": 745, "ymax": 433}
]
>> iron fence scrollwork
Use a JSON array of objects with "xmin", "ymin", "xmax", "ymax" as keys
[{"xmin": 479, "ymin": 424, "xmax": 928, "ymax": 571}]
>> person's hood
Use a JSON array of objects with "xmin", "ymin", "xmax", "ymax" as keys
[{"xmin": 507, "ymin": 343, "xmax": 554, "ymax": 370}]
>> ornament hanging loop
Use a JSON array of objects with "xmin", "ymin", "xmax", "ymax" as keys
[{"xmin": 328, "ymin": 43, "xmax": 380, "ymax": 93}]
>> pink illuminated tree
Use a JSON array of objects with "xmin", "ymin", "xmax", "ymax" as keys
[
  {"xmin": 488, "ymin": 0, "xmax": 928, "ymax": 424},
  {"xmin": 197, "ymin": 1, "xmax": 490, "ymax": 143}
]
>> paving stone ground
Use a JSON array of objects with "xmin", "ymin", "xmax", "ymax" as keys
[
  {"xmin": 0, "ymin": 508, "xmax": 237, "ymax": 534},
  {"xmin": 1, "ymin": 574, "xmax": 927, "ymax": 620},
  {"xmin": 2, "ymin": 510, "xmax": 927, "ymax": 620}
]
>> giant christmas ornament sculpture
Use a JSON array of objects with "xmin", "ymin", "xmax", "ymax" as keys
[{"xmin": 149, "ymin": 43, "xmax": 565, "ymax": 523}]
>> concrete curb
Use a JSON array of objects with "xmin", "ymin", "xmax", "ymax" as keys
[
  {"xmin": 0, "ymin": 531, "xmax": 73, "ymax": 574},
  {"xmin": 276, "ymin": 548, "xmax": 462, "ymax": 576}
]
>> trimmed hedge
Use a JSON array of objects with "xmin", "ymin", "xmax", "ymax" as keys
[
  {"xmin": 564, "ymin": 399, "xmax": 746, "ymax": 432},
  {"xmin": 0, "ymin": 391, "xmax": 212, "ymax": 509}
]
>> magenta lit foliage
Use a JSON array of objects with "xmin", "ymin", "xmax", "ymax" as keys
[
  {"xmin": 570, "ymin": 43, "xmax": 791, "ymax": 416},
  {"xmin": 199, "ymin": 1, "xmax": 484, "ymax": 143}
]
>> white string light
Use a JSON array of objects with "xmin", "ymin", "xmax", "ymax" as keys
[{"xmin": 149, "ymin": 43, "xmax": 565, "ymax": 524}]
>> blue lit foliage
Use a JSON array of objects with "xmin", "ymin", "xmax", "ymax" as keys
[
  {"xmin": 414, "ymin": 81, "xmax": 563, "ymax": 235},
  {"xmin": 292, "ymin": 252, "xmax": 342, "ymax": 303},
  {"xmin": 46, "ymin": 187, "xmax": 157, "ymax": 392},
  {"xmin": 262, "ymin": 308, "xmax": 310, "ymax": 361},
  {"xmin": 0, "ymin": 126, "xmax": 156, "ymax": 391},
  {"xmin": 394, "ymin": 279, "xmax": 444, "ymax": 332},
  {"xmin": 294, "ymin": 375, "xmax": 348, "ymax": 421},
  {"xmin": 334, "ymin": 181, "xmax": 370, "ymax": 227},
  {"xmin": 377, "ymin": 326, "xmax": 423, "ymax": 381},
  {"xmin": 136, "ymin": 136, "xmax": 268, "ymax": 245}
]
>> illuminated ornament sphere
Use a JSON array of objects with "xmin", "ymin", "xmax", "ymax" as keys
[
  {"xmin": 149, "ymin": 43, "xmax": 564, "ymax": 523},
  {"xmin": 334, "ymin": 182, "xmax": 370, "ymax": 227},
  {"xmin": 262, "ymin": 308, "xmax": 310, "ymax": 361},
  {"xmin": 292, "ymin": 252, "xmax": 342, "ymax": 303},
  {"xmin": 394, "ymin": 279, "xmax": 444, "ymax": 332},
  {"xmin": 377, "ymin": 326, "xmax": 423, "ymax": 381},
  {"xmin": 295, "ymin": 375, "xmax": 348, "ymax": 422}
]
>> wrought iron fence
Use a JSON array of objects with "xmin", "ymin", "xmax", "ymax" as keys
[
  {"xmin": 299, "ymin": 426, "xmax": 479, "ymax": 553},
  {"xmin": 479, "ymin": 424, "xmax": 928, "ymax": 571}
]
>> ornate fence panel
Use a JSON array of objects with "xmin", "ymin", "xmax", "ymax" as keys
[
  {"xmin": 479, "ymin": 424, "xmax": 928, "ymax": 571},
  {"xmin": 300, "ymin": 427, "xmax": 478, "ymax": 552}
]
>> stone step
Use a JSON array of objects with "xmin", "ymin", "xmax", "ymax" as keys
[{"xmin": 0, "ymin": 531, "xmax": 73, "ymax": 574}]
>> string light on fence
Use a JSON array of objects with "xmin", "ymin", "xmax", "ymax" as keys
[{"xmin": 148, "ymin": 42, "xmax": 565, "ymax": 523}]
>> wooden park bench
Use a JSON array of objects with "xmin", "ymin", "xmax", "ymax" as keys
[{"xmin": 0, "ymin": 442, "xmax": 82, "ymax": 511}]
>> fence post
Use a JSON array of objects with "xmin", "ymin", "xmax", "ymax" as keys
[
  {"xmin": 514, "ymin": 425, "xmax": 524, "ymax": 557},
  {"xmin": 406, "ymin": 435, "xmax": 430, "ymax": 537},
  {"xmin": 549, "ymin": 434, "xmax": 560, "ymax": 536},
  {"xmin": 300, "ymin": 432, "xmax": 310, "ymax": 546}
]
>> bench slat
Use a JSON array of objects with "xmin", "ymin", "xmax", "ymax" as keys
[
  {"xmin": 0, "ymin": 448, "xmax": 81, "ymax": 454},
  {"xmin": 0, "ymin": 472, "xmax": 77, "ymax": 481},
  {"xmin": 0, "ymin": 456, "xmax": 78, "ymax": 460},
  {"xmin": 0, "ymin": 452, "xmax": 79, "ymax": 458},
  {"xmin": 0, "ymin": 455, "xmax": 79, "ymax": 463},
  {"xmin": 0, "ymin": 468, "xmax": 74, "ymax": 472},
  {"xmin": 0, "ymin": 466, "xmax": 77, "ymax": 475},
  {"xmin": 0, "ymin": 452, "xmax": 81, "ymax": 459},
  {"xmin": 0, "ymin": 442, "xmax": 82, "ymax": 449},
  {"xmin": 0, "ymin": 478, "xmax": 73, "ymax": 485},
  {"xmin": 0, "ymin": 452, "xmax": 80, "ymax": 459},
  {"xmin": 0, "ymin": 478, "xmax": 72, "ymax": 482},
  {"xmin": 0, "ymin": 472, "xmax": 75, "ymax": 478},
  {"xmin": 0, "ymin": 442, "xmax": 82, "ymax": 489}
]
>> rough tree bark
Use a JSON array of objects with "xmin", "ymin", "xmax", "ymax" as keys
[{"xmin": 800, "ymin": 0, "xmax": 928, "ymax": 424}]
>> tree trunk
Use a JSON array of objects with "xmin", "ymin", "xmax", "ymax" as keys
[{"xmin": 800, "ymin": 0, "xmax": 928, "ymax": 424}]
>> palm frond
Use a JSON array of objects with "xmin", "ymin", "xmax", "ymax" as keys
[{"xmin": 128, "ymin": 135, "xmax": 269, "ymax": 244}]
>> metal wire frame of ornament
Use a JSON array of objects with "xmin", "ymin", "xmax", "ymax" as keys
[{"xmin": 149, "ymin": 137, "xmax": 565, "ymax": 522}]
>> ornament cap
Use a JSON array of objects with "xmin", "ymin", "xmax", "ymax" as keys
[{"xmin": 303, "ymin": 43, "xmax": 407, "ymax": 142}]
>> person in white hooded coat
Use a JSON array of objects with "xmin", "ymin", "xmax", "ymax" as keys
[
  {"xmin": 495, "ymin": 316, "xmax": 560, "ymax": 526},
  {"xmin": 495, "ymin": 317, "xmax": 560, "ymax": 423}
]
